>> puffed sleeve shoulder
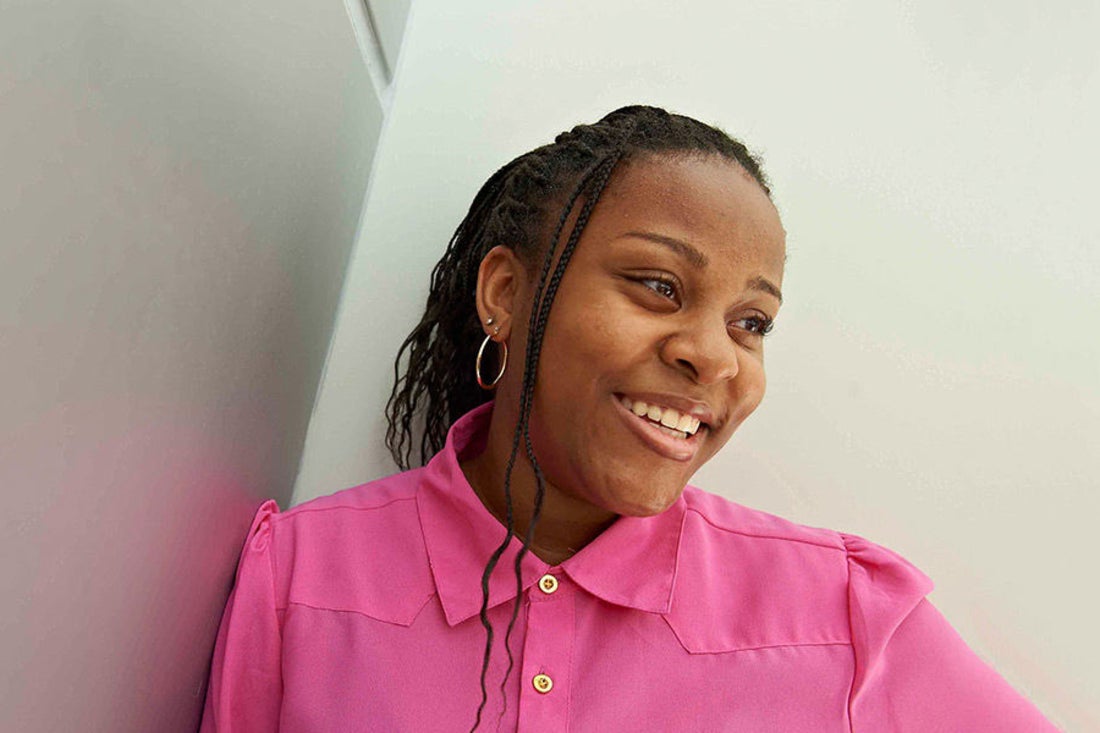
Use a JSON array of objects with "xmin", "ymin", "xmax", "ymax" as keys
[
  {"xmin": 842, "ymin": 533, "xmax": 1058, "ymax": 732},
  {"xmin": 200, "ymin": 500, "xmax": 283, "ymax": 733}
]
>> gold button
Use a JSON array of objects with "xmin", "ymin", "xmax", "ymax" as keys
[
  {"xmin": 538, "ymin": 574, "xmax": 559, "ymax": 594},
  {"xmin": 532, "ymin": 673, "xmax": 553, "ymax": 694}
]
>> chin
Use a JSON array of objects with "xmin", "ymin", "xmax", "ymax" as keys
[
  {"xmin": 609, "ymin": 482, "xmax": 686, "ymax": 518},
  {"xmin": 588, "ymin": 457, "xmax": 691, "ymax": 518}
]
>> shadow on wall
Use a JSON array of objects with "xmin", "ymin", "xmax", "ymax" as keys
[{"xmin": 0, "ymin": 1, "xmax": 386, "ymax": 730}]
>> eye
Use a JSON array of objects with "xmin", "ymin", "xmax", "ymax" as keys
[
  {"xmin": 731, "ymin": 315, "xmax": 775, "ymax": 337},
  {"xmin": 635, "ymin": 275, "xmax": 679, "ymax": 302}
]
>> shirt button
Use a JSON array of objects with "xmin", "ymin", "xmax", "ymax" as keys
[
  {"xmin": 538, "ymin": 574, "xmax": 559, "ymax": 594},
  {"xmin": 532, "ymin": 673, "xmax": 553, "ymax": 694}
]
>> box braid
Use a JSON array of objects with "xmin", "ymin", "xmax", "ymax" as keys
[{"xmin": 382, "ymin": 106, "xmax": 771, "ymax": 730}]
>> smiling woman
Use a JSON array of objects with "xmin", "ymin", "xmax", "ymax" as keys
[
  {"xmin": 464, "ymin": 153, "xmax": 785, "ymax": 533},
  {"xmin": 199, "ymin": 107, "xmax": 1058, "ymax": 732}
]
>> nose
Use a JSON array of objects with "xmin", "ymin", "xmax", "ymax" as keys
[{"xmin": 659, "ymin": 316, "xmax": 740, "ymax": 385}]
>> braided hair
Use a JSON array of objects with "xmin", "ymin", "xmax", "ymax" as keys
[{"xmin": 384, "ymin": 105, "xmax": 772, "ymax": 729}]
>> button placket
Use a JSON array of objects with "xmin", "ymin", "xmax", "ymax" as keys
[{"xmin": 518, "ymin": 574, "xmax": 574, "ymax": 730}]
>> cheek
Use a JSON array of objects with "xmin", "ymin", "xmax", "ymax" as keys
[
  {"xmin": 728, "ymin": 361, "xmax": 768, "ymax": 428},
  {"xmin": 542, "ymin": 297, "xmax": 640, "ymax": 383},
  {"xmin": 698, "ymin": 360, "xmax": 768, "ymax": 463}
]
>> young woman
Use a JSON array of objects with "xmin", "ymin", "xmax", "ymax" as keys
[{"xmin": 200, "ymin": 106, "xmax": 1058, "ymax": 731}]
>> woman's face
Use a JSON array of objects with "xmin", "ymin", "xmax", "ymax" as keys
[{"xmin": 495, "ymin": 153, "xmax": 786, "ymax": 518}]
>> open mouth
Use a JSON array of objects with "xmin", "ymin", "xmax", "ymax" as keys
[
  {"xmin": 617, "ymin": 394, "xmax": 707, "ymax": 436},
  {"xmin": 612, "ymin": 394, "xmax": 707, "ymax": 462}
]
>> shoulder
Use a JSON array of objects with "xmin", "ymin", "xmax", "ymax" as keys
[
  {"xmin": 268, "ymin": 466, "xmax": 427, "ymax": 545},
  {"xmin": 270, "ymin": 467, "xmax": 428, "ymax": 566},
  {"xmin": 282, "ymin": 466, "xmax": 426, "ymax": 518},
  {"xmin": 666, "ymin": 486, "xmax": 932, "ymax": 654},
  {"xmin": 260, "ymin": 467, "xmax": 436, "ymax": 625},
  {"xmin": 680, "ymin": 485, "xmax": 844, "ymax": 550},
  {"xmin": 678, "ymin": 485, "xmax": 933, "ymax": 586}
]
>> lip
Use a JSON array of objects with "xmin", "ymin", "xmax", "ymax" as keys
[{"xmin": 612, "ymin": 394, "xmax": 706, "ymax": 463}]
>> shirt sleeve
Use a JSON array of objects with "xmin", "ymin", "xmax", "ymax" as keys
[
  {"xmin": 842, "ymin": 533, "xmax": 1059, "ymax": 732},
  {"xmin": 199, "ymin": 500, "xmax": 283, "ymax": 733}
]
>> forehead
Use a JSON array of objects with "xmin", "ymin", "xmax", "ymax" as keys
[{"xmin": 591, "ymin": 154, "xmax": 786, "ymax": 277}]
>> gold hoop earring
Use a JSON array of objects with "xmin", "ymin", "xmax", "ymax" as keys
[{"xmin": 475, "ymin": 333, "xmax": 508, "ymax": 389}]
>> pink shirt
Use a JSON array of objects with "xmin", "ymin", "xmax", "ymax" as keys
[{"xmin": 200, "ymin": 401, "xmax": 1057, "ymax": 731}]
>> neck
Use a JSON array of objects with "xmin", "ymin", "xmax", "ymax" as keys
[{"xmin": 459, "ymin": 410, "xmax": 616, "ymax": 566}]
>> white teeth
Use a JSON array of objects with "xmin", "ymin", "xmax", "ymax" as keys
[
  {"xmin": 655, "ymin": 423, "xmax": 685, "ymax": 438},
  {"xmin": 620, "ymin": 396, "xmax": 702, "ymax": 436}
]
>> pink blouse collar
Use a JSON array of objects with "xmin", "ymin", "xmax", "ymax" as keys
[{"xmin": 416, "ymin": 400, "xmax": 686, "ymax": 627}]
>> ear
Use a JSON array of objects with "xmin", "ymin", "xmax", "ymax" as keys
[{"xmin": 475, "ymin": 245, "xmax": 528, "ymax": 342}]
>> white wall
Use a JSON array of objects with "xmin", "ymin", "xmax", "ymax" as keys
[
  {"xmin": 0, "ymin": 1, "xmax": 393, "ymax": 730},
  {"xmin": 294, "ymin": 1, "xmax": 1098, "ymax": 728}
]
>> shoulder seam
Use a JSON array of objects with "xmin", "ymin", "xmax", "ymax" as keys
[
  {"xmin": 281, "ymin": 496, "xmax": 416, "ymax": 520},
  {"xmin": 684, "ymin": 506, "xmax": 844, "ymax": 552}
]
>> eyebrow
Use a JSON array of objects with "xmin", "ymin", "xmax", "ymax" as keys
[
  {"xmin": 622, "ymin": 230, "xmax": 709, "ymax": 269},
  {"xmin": 619, "ymin": 230, "xmax": 783, "ymax": 304},
  {"xmin": 746, "ymin": 275, "xmax": 783, "ymax": 304}
]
